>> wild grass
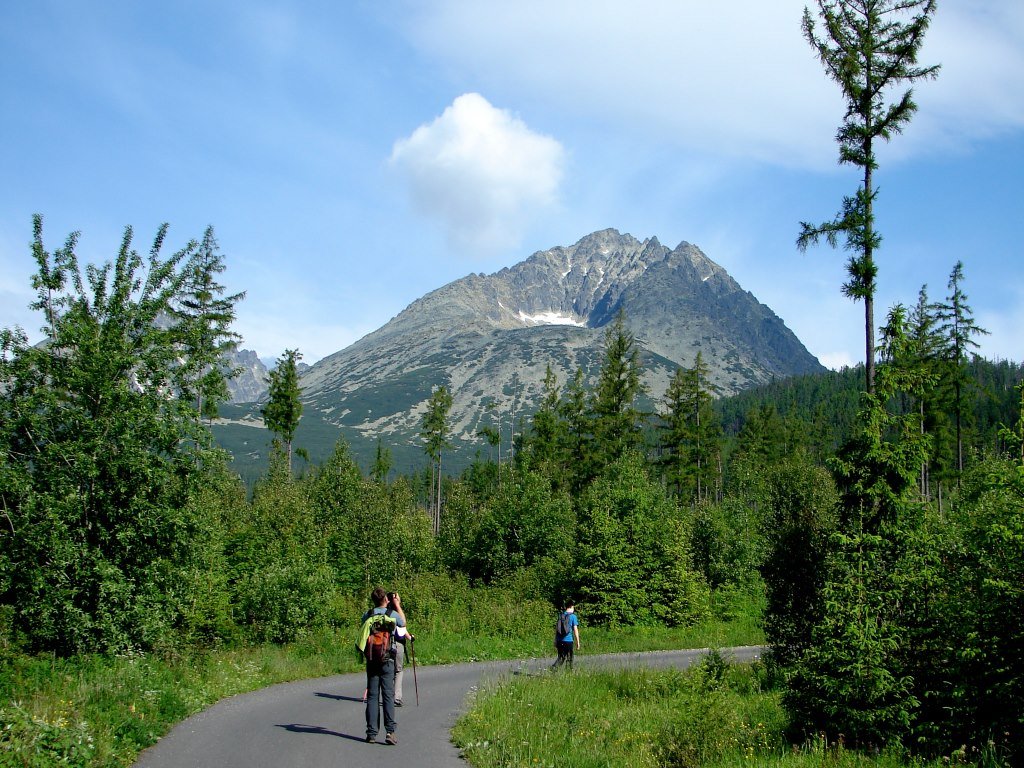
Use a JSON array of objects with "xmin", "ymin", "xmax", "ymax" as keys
[{"xmin": 452, "ymin": 657, "xmax": 982, "ymax": 768}]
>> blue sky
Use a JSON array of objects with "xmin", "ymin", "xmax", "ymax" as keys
[{"xmin": 2, "ymin": 1, "xmax": 1022, "ymax": 371}]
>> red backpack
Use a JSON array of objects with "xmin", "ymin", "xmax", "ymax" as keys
[{"xmin": 361, "ymin": 613, "xmax": 394, "ymax": 663}]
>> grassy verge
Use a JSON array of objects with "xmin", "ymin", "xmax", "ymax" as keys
[
  {"xmin": 452, "ymin": 656, "xmax": 974, "ymax": 768},
  {"xmin": 0, "ymin": 613, "xmax": 760, "ymax": 767}
]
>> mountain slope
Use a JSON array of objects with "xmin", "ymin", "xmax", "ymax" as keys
[{"xmin": 216, "ymin": 229, "xmax": 822, "ymax": 477}]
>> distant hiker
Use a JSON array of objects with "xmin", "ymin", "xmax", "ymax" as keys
[
  {"xmin": 551, "ymin": 600, "xmax": 580, "ymax": 670},
  {"xmin": 387, "ymin": 591, "xmax": 414, "ymax": 706},
  {"xmin": 357, "ymin": 587, "xmax": 399, "ymax": 744}
]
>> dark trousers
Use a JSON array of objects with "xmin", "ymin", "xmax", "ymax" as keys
[
  {"xmin": 552, "ymin": 640, "xmax": 574, "ymax": 669},
  {"xmin": 365, "ymin": 658, "xmax": 397, "ymax": 737}
]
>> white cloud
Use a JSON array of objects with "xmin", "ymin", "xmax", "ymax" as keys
[
  {"xmin": 910, "ymin": 3, "xmax": 1024, "ymax": 153},
  {"xmin": 389, "ymin": 93, "xmax": 565, "ymax": 255},
  {"xmin": 399, "ymin": 1, "xmax": 1024, "ymax": 169}
]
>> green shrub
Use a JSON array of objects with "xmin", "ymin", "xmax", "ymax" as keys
[
  {"xmin": 233, "ymin": 562, "xmax": 338, "ymax": 644},
  {"xmin": 0, "ymin": 703, "xmax": 95, "ymax": 768}
]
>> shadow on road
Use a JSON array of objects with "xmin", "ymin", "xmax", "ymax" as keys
[
  {"xmin": 275, "ymin": 723, "xmax": 366, "ymax": 743},
  {"xmin": 315, "ymin": 691, "xmax": 363, "ymax": 703}
]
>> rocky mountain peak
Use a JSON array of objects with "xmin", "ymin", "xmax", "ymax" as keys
[{"xmin": 219, "ymin": 229, "xmax": 823, "ymax": 475}]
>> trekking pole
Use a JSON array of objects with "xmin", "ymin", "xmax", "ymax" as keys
[{"xmin": 410, "ymin": 637, "xmax": 419, "ymax": 706}]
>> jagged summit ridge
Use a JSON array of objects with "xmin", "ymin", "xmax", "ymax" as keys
[
  {"xmin": 304, "ymin": 229, "xmax": 731, "ymax": 384},
  {"xmin": 299, "ymin": 225, "xmax": 818, "ymax": 415}
]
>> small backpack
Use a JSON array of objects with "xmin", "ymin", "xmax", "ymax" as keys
[
  {"xmin": 555, "ymin": 611, "xmax": 571, "ymax": 640},
  {"xmin": 361, "ymin": 613, "xmax": 395, "ymax": 663}
]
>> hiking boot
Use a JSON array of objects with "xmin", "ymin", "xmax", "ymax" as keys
[
  {"xmin": 385, "ymin": 732, "xmax": 398, "ymax": 745},
  {"xmin": 365, "ymin": 734, "xmax": 376, "ymax": 743}
]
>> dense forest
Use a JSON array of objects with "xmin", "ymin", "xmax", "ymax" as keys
[{"xmin": 2, "ymin": 215, "xmax": 1023, "ymax": 765}]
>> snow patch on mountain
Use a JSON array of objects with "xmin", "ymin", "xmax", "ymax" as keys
[{"xmin": 518, "ymin": 310, "xmax": 586, "ymax": 327}]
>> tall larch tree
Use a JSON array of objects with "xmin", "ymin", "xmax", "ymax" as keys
[
  {"xmin": 421, "ymin": 384, "xmax": 453, "ymax": 534},
  {"xmin": 797, "ymin": 0, "xmax": 939, "ymax": 394}
]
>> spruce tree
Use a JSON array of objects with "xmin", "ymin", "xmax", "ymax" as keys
[
  {"xmin": 524, "ymin": 364, "xmax": 565, "ymax": 482},
  {"xmin": 660, "ymin": 366, "xmax": 693, "ymax": 498},
  {"xmin": 559, "ymin": 367, "xmax": 593, "ymax": 495},
  {"xmin": 575, "ymin": 452, "xmax": 708, "ymax": 626},
  {"xmin": 174, "ymin": 226, "xmax": 245, "ymax": 422},
  {"xmin": 733, "ymin": 403, "xmax": 790, "ymax": 468},
  {"xmin": 907, "ymin": 287, "xmax": 951, "ymax": 497},
  {"xmin": 591, "ymin": 309, "xmax": 646, "ymax": 470},
  {"xmin": 261, "ymin": 348, "xmax": 304, "ymax": 475},
  {"xmin": 1009, "ymin": 379, "xmax": 1024, "ymax": 464},
  {"xmin": 370, "ymin": 438, "xmax": 393, "ymax": 484},
  {"xmin": 934, "ymin": 261, "xmax": 988, "ymax": 478},
  {"xmin": 659, "ymin": 352, "xmax": 721, "ymax": 503},
  {"xmin": 785, "ymin": 355, "xmax": 933, "ymax": 747},
  {"xmin": 797, "ymin": 0, "xmax": 939, "ymax": 394},
  {"xmin": 761, "ymin": 456, "xmax": 840, "ymax": 669}
]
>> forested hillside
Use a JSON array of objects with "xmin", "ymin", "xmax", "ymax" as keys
[{"xmin": 716, "ymin": 358, "xmax": 1024, "ymax": 473}]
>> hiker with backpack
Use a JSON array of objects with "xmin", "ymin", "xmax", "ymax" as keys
[
  {"xmin": 359, "ymin": 590, "xmax": 413, "ymax": 705},
  {"xmin": 357, "ymin": 587, "xmax": 402, "ymax": 744},
  {"xmin": 551, "ymin": 600, "xmax": 580, "ymax": 670},
  {"xmin": 387, "ymin": 592, "xmax": 414, "ymax": 706}
]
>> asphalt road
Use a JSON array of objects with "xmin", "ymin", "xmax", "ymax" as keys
[{"xmin": 133, "ymin": 646, "xmax": 763, "ymax": 768}]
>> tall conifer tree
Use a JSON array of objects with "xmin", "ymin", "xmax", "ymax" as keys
[
  {"xmin": 525, "ymin": 364, "xmax": 564, "ymax": 481},
  {"xmin": 591, "ymin": 309, "xmax": 646, "ymax": 469},
  {"xmin": 934, "ymin": 261, "xmax": 988, "ymax": 478},
  {"xmin": 559, "ymin": 367, "xmax": 592, "ymax": 494},
  {"xmin": 174, "ymin": 226, "xmax": 245, "ymax": 422},
  {"xmin": 659, "ymin": 352, "xmax": 721, "ymax": 503},
  {"xmin": 797, "ymin": 0, "xmax": 939, "ymax": 394},
  {"xmin": 262, "ymin": 348, "xmax": 303, "ymax": 475},
  {"xmin": 370, "ymin": 438, "xmax": 393, "ymax": 484},
  {"xmin": 421, "ymin": 385, "xmax": 453, "ymax": 533}
]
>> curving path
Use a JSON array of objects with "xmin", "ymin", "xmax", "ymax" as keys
[{"xmin": 133, "ymin": 646, "xmax": 763, "ymax": 768}]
